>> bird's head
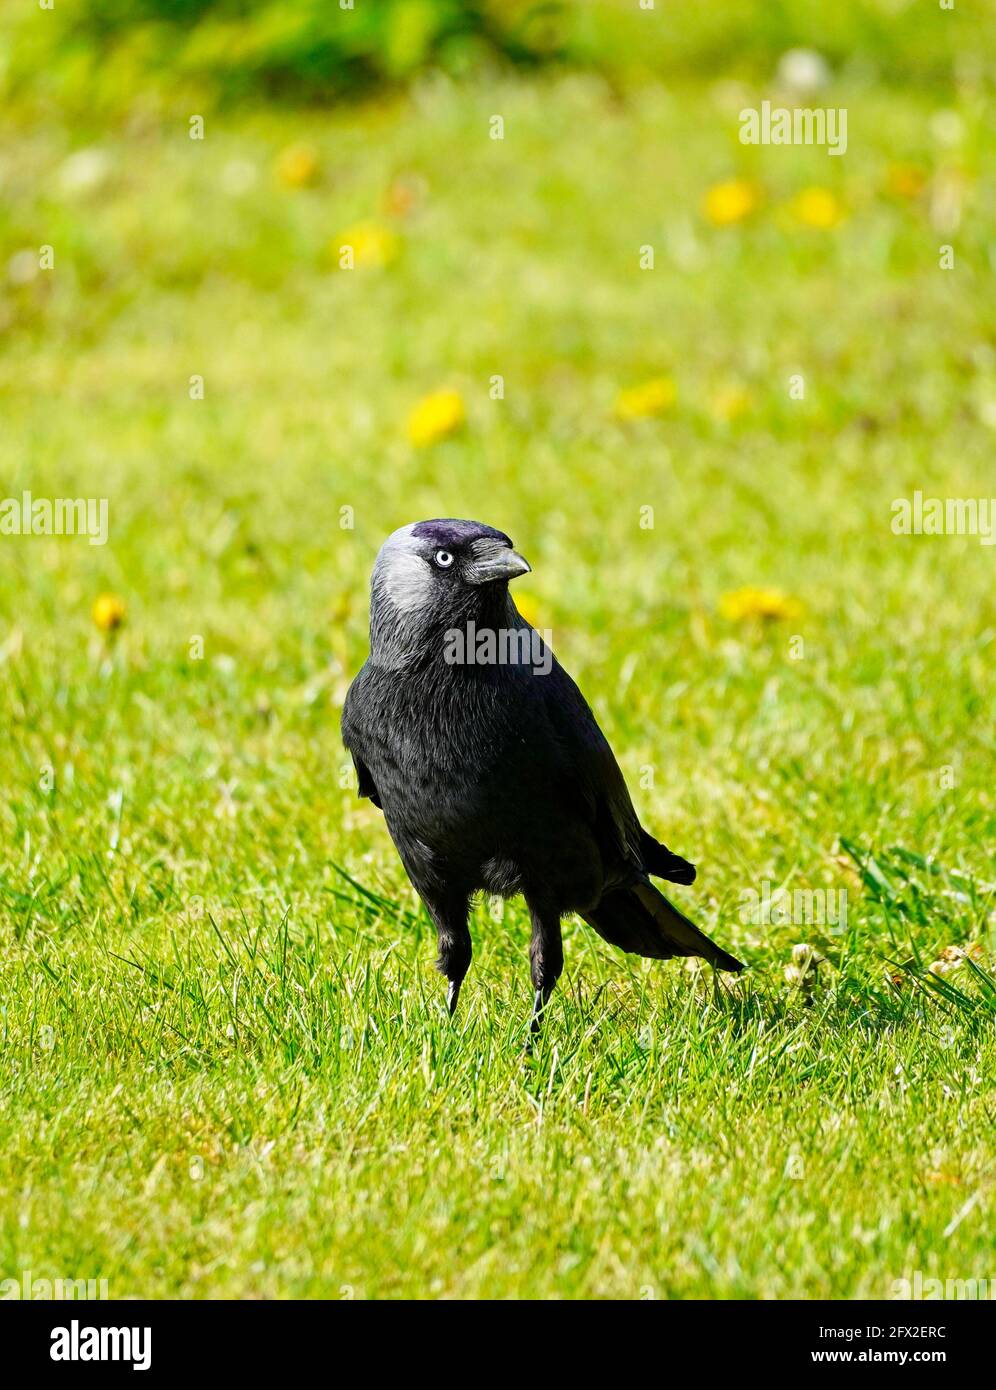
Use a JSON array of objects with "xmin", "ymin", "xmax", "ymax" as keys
[{"xmin": 368, "ymin": 519, "xmax": 531, "ymax": 669}]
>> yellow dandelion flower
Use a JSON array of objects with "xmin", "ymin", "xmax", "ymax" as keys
[
  {"xmin": 719, "ymin": 586, "xmax": 803, "ymax": 622},
  {"xmin": 790, "ymin": 187, "xmax": 843, "ymax": 229},
  {"xmin": 885, "ymin": 163, "xmax": 926, "ymax": 200},
  {"xmin": 92, "ymin": 593, "xmax": 126, "ymax": 632},
  {"xmin": 703, "ymin": 179, "xmax": 759, "ymax": 226},
  {"xmin": 514, "ymin": 593, "xmax": 542, "ymax": 628},
  {"xmin": 334, "ymin": 221, "xmax": 400, "ymax": 270},
  {"xmin": 711, "ymin": 383, "xmax": 752, "ymax": 422},
  {"xmin": 407, "ymin": 389, "xmax": 465, "ymax": 447},
  {"xmin": 275, "ymin": 143, "xmax": 320, "ymax": 188},
  {"xmin": 614, "ymin": 377, "xmax": 676, "ymax": 420}
]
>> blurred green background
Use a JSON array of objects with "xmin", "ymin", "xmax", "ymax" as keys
[
  {"xmin": 4, "ymin": 0, "xmax": 993, "ymax": 108},
  {"xmin": 0, "ymin": 1, "xmax": 994, "ymax": 1300}
]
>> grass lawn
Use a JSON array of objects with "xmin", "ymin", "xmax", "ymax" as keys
[{"xmin": 1, "ymin": 66, "xmax": 994, "ymax": 1299}]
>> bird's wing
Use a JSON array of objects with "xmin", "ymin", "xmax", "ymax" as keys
[
  {"xmin": 350, "ymin": 751, "xmax": 382, "ymax": 808},
  {"xmin": 638, "ymin": 827, "xmax": 697, "ymax": 884},
  {"xmin": 538, "ymin": 655, "xmax": 697, "ymax": 884},
  {"xmin": 341, "ymin": 664, "xmax": 383, "ymax": 809},
  {"xmin": 538, "ymin": 656, "xmax": 644, "ymax": 872},
  {"xmin": 539, "ymin": 657, "xmax": 737, "ymax": 970}
]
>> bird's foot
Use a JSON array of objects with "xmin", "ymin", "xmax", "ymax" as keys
[{"xmin": 529, "ymin": 988, "xmax": 549, "ymax": 1036}]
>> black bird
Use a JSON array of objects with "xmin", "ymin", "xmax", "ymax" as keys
[{"xmin": 342, "ymin": 519, "xmax": 743, "ymax": 1032}]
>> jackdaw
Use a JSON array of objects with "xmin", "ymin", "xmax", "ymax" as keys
[{"xmin": 342, "ymin": 519, "xmax": 743, "ymax": 1032}]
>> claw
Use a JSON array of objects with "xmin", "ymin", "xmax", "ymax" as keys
[{"xmin": 529, "ymin": 988, "xmax": 548, "ymax": 1035}]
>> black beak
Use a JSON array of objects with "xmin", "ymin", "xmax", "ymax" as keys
[{"xmin": 466, "ymin": 542, "xmax": 531, "ymax": 586}]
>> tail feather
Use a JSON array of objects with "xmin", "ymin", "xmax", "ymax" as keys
[{"xmin": 583, "ymin": 881, "xmax": 744, "ymax": 973}]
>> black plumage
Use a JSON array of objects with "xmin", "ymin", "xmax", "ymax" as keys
[{"xmin": 342, "ymin": 519, "xmax": 743, "ymax": 1031}]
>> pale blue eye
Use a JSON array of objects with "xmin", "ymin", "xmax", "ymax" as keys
[{"xmin": 435, "ymin": 550, "xmax": 454, "ymax": 568}]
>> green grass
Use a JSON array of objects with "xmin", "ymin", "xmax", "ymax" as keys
[{"xmin": 1, "ymin": 61, "xmax": 994, "ymax": 1298}]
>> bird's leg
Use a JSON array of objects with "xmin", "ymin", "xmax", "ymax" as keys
[
  {"xmin": 526, "ymin": 901, "xmax": 564, "ymax": 1036},
  {"xmin": 424, "ymin": 891, "xmax": 472, "ymax": 1019}
]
